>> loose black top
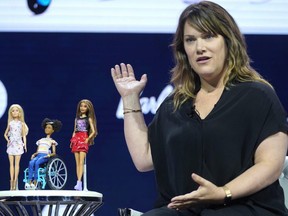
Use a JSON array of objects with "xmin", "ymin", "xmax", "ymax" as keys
[{"xmin": 148, "ymin": 82, "xmax": 288, "ymax": 214}]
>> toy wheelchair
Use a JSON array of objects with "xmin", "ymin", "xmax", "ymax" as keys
[{"xmin": 23, "ymin": 155, "xmax": 68, "ymax": 190}]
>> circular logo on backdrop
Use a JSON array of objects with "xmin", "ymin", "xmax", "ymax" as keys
[
  {"xmin": 27, "ymin": 0, "xmax": 52, "ymax": 15},
  {"xmin": 0, "ymin": 80, "xmax": 8, "ymax": 119}
]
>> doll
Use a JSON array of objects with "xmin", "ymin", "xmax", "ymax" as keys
[
  {"xmin": 4, "ymin": 104, "xmax": 29, "ymax": 190},
  {"xmin": 70, "ymin": 99, "xmax": 98, "ymax": 191},
  {"xmin": 25, "ymin": 118, "xmax": 62, "ymax": 190}
]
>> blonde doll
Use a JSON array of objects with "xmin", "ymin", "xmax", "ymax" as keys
[
  {"xmin": 70, "ymin": 99, "xmax": 98, "ymax": 191},
  {"xmin": 4, "ymin": 104, "xmax": 29, "ymax": 190}
]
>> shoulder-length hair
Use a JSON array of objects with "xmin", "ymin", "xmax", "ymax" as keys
[{"xmin": 170, "ymin": 1, "xmax": 271, "ymax": 109}]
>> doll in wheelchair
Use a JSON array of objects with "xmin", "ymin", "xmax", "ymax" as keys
[
  {"xmin": 23, "ymin": 118, "xmax": 67, "ymax": 190},
  {"xmin": 23, "ymin": 154, "xmax": 68, "ymax": 190}
]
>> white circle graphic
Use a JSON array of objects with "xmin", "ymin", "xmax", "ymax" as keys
[{"xmin": 0, "ymin": 80, "xmax": 8, "ymax": 119}]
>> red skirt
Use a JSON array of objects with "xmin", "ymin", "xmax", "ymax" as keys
[{"xmin": 70, "ymin": 132, "xmax": 89, "ymax": 153}]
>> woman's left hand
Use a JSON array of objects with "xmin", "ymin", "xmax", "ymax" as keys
[{"xmin": 168, "ymin": 173, "xmax": 225, "ymax": 209}]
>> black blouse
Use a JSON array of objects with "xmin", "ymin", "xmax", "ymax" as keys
[{"xmin": 148, "ymin": 81, "xmax": 288, "ymax": 214}]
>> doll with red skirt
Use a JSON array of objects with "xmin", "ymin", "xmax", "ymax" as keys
[{"xmin": 70, "ymin": 99, "xmax": 98, "ymax": 191}]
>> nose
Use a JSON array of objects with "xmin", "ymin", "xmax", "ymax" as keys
[{"xmin": 196, "ymin": 38, "xmax": 206, "ymax": 53}]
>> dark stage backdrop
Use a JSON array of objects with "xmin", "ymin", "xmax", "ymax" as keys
[{"xmin": 0, "ymin": 33, "xmax": 287, "ymax": 216}]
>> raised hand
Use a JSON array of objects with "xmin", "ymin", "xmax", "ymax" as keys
[{"xmin": 111, "ymin": 63, "xmax": 147, "ymax": 98}]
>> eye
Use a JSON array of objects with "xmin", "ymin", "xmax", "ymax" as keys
[
  {"xmin": 203, "ymin": 33, "xmax": 215, "ymax": 40},
  {"xmin": 184, "ymin": 36, "xmax": 196, "ymax": 43}
]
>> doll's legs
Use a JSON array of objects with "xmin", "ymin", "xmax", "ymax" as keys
[
  {"xmin": 28, "ymin": 157, "xmax": 38, "ymax": 181},
  {"xmin": 74, "ymin": 151, "xmax": 86, "ymax": 190},
  {"xmin": 8, "ymin": 155, "xmax": 15, "ymax": 190},
  {"xmin": 33, "ymin": 154, "xmax": 49, "ymax": 185},
  {"xmin": 74, "ymin": 152, "xmax": 82, "ymax": 190},
  {"xmin": 25, "ymin": 156, "xmax": 38, "ymax": 189},
  {"xmin": 26, "ymin": 154, "xmax": 48, "ymax": 190},
  {"xmin": 8, "ymin": 155, "xmax": 21, "ymax": 190},
  {"xmin": 76, "ymin": 152, "xmax": 87, "ymax": 181},
  {"xmin": 28, "ymin": 154, "xmax": 48, "ymax": 184},
  {"xmin": 13, "ymin": 155, "xmax": 21, "ymax": 190}
]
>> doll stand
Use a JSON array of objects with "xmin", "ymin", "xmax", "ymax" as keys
[{"xmin": 0, "ymin": 190, "xmax": 103, "ymax": 216}]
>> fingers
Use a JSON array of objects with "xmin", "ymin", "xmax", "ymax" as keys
[
  {"xmin": 111, "ymin": 64, "xmax": 121, "ymax": 80},
  {"xmin": 171, "ymin": 192, "xmax": 195, "ymax": 202},
  {"xmin": 140, "ymin": 74, "xmax": 148, "ymax": 84},
  {"xmin": 191, "ymin": 173, "xmax": 207, "ymax": 186},
  {"xmin": 169, "ymin": 174, "xmax": 208, "ymax": 205},
  {"xmin": 126, "ymin": 64, "xmax": 135, "ymax": 78},
  {"xmin": 111, "ymin": 63, "xmax": 135, "ymax": 81},
  {"xmin": 191, "ymin": 173, "xmax": 201, "ymax": 183},
  {"xmin": 169, "ymin": 174, "xmax": 220, "ymax": 210},
  {"xmin": 120, "ymin": 63, "xmax": 128, "ymax": 77},
  {"xmin": 168, "ymin": 193, "xmax": 196, "ymax": 210}
]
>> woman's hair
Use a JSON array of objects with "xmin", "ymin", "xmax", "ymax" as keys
[
  {"xmin": 42, "ymin": 118, "xmax": 62, "ymax": 132},
  {"xmin": 7, "ymin": 104, "xmax": 29, "ymax": 135},
  {"xmin": 75, "ymin": 99, "xmax": 97, "ymax": 144},
  {"xmin": 170, "ymin": 0, "xmax": 271, "ymax": 109}
]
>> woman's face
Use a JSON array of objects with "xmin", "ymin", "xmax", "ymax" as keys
[{"xmin": 183, "ymin": 21, "xmax": 227, "ymax": 84}]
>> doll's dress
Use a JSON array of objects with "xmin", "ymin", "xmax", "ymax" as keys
[
  {"xmin": 70, "ymin": 117, "xmax": 89, "ymax": 153},
  {"xmin": 70, "ymin": 132, "xmax": 89, "ymax": 153},
  {"xmin": 6, "ymin": 120, "xmax": 24, "ymax": 155}
]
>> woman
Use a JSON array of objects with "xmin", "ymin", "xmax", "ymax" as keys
[{"xmin": 111, "ymin": 1, "xmax": 288, "ymax": 215}]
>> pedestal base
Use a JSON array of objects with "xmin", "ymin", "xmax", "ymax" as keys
[{"xmin": 0, "ymin": 190, "xmax": 103, "ymax": 216}]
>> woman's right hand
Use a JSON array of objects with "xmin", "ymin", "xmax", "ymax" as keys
[{"xmin": 111, "ymin": 63, "xmax": 147, "ymax": 98}]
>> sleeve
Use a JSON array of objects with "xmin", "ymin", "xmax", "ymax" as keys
[
  {"xmin": 256, "ymin": 86, "xmax": 288, "ymax": 145},
  {"xmin": 52, "ymin": 140, "xmax": 58, "ymax": 146}
]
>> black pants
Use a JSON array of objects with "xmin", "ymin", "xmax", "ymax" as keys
[{"xmin": 141, "ymin": 205, "xmax": 276, "ymax": 216}]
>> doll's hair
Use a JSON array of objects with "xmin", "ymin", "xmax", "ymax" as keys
[
  {"xmin": 41, "ymin": 118, "xmax": 62, "ymax": 132},
  {"xmin": 7, "ymin": 104, "xmax": 29, "ymax": 135},
  {"xmin": 75, "ymin": 99, "xmax": 97, "ymax": 144}
]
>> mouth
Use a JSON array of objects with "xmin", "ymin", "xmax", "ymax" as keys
[{"xmin": 196, "ymin": 56, "xmax": 211, "ymax": 63}]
